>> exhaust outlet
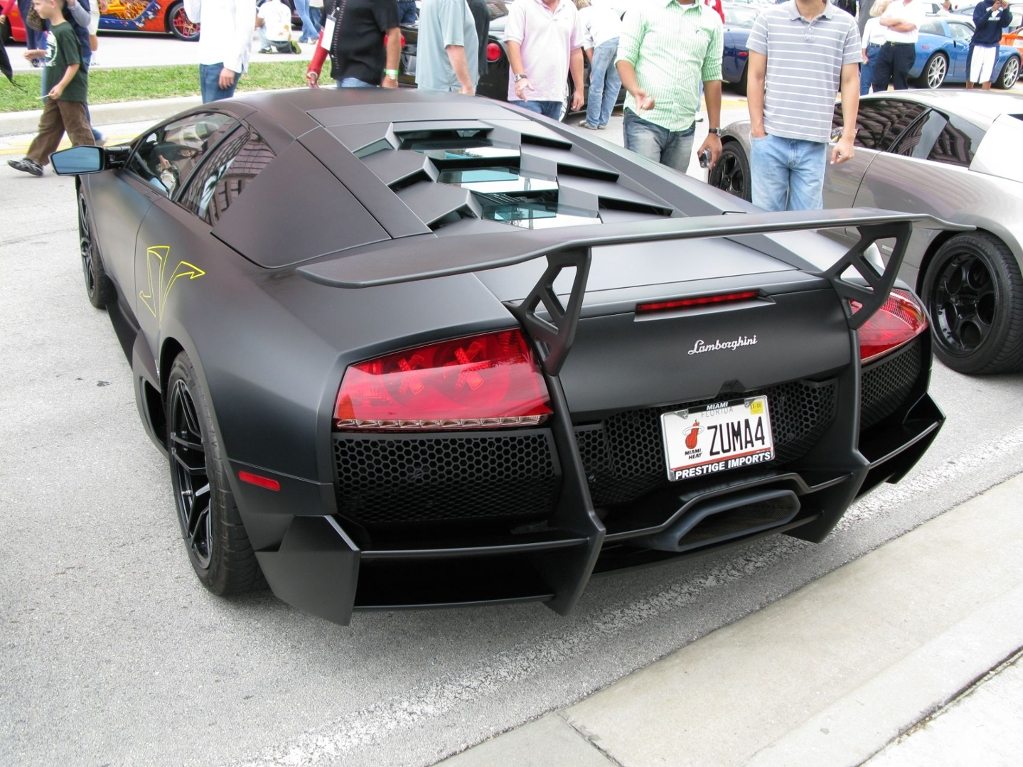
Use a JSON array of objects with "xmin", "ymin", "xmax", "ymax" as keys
[{"xmin": 641, "ymin": 488, "xmax": 800, "ymax": 553}]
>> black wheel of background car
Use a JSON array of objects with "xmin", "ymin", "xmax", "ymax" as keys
[
  {"xmin": 922, "ymin": 232, "xmax": 1023, "ymax": 374},
  {"xmin": 166, "ymin": 0, "xmax": 200, "ymax": 41},
  {"xmin": 918, "ymin": 53, "xmax": 948, "ymax": 89},
  {"xmin": 166, "ymin": 353, "xmax": 264, "ymax": 594},
  {"xmin": 996, "ymin": 56, "xmax": 1020, "ymax": 89},
  {"xmin": 78, "ymin": 188, "xmax": 114, "ymax": 309},
  {"xmin": 708, "ymin": 141, "xmax": 752, "ymax": 202}
]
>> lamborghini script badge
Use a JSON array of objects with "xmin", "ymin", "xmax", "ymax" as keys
[
  {"xmin": 687, "ymin": 335, "xmax": 758, "ymax": 355},
  {"xmin": 140, "ymin": 245, "xmax": 206, "ymax": 321}
]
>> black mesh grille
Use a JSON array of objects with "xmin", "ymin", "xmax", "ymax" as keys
[
  {"xmin": 334, "ymin": 431, "xmax": 558, "ymax": 525},
  {"xmin": 860, "ymin": 337, "xmax": 924, "ymax": 430},
  {"xmin": 575, "ymin": 380, "xmax": 838, "ymax": 507}
]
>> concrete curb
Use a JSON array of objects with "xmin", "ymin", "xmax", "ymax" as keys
[
  {"xmin": 437, "ymin": 473, "xmax": 1023, "ymax": 766},
  {"xmin": 0, "ymin": 96, "xmax": 201, "ymax": 137}
]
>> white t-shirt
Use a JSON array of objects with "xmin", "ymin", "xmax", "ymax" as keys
[
  {"xmin": 880, "ymin": 0, "xmax": 926, "ymax": 44},
  {"xmin": 258, "ymin": 0, "xmax": 292, "ymax": 41}
]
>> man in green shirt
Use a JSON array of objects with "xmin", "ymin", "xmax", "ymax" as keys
[
  {"xmin": 8, "ymin": 0, "xmax": 93, "ymax": 177},
  {"xmin": 615, "ymin": 0, "xmax": 724, "ymax": 173}
]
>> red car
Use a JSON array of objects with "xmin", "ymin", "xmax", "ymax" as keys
[{"xmin": 1, "ymin": 0, "xmax": 199, "ymax": 44}]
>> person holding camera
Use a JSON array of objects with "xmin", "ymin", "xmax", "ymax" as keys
[{"xmin": 969, "ymin": 0, "xmax": 1013, "ymax": 88}]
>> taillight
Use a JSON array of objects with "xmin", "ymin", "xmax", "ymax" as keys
[
  {"xmin": 636, "ymin": 290, "xmax": 759, "ymax": 315},
  {"xmin": 334, "ymin": 329, "xmax": 552, "ymax": 431},
  {"xmin": 486, "ymin": 42, "xmax": 502, "ymax": 63},
  {"xmin": 853, "ymin": 289, "xmax": 928, "ymax": 363}
]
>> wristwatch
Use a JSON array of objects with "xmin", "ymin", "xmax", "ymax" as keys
[
  {"xmin": 708, "ymin": 127, "xmax": 720, "ymax": 135},
  {"xmin": 514, "ymin": 73, "xmax": 528, "ymax": 82}
]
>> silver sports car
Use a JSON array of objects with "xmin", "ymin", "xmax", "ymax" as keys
[{"xmin": 710, "ymin": 90, "xmax": 1023, "ymax": 375}]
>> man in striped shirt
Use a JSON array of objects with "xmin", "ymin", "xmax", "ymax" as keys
[
  {"xmin": 615, "ymin": 0, "xmax": 724, "ymax": 173},
  {"xmin": 746, "ymin": 0, "xmax": 861, "ymax": 211}
]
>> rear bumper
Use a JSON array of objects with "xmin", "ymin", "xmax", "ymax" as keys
[{"xmin": 241, "ymin": 337, "xmax": 942, "ymax": 626}]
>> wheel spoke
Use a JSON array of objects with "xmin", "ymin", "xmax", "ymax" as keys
[
  {"xmin": 171, "ymin": 447, "xmax": 205, "ymax": 475},
  {"xmin": 187, "ymin": 502, "xmax": 209, "ymax": 543}
]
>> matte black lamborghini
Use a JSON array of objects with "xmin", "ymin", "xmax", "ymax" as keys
[{"xmin": 53, "ymin": 88, "xmax": 947, "ymax": 625}]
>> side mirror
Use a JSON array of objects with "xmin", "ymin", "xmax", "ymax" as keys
[
  {"xmin": 50, "ymin": 145, "xmax": 130, "ymax": 175},
  {"xmin": 50, "ymin": 145, "xmax": 104, "ymax": 175}
]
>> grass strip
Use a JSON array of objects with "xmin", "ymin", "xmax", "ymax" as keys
[{"xmin": 0, "ymin": 61, "xmax": 309, "ymax": 113}]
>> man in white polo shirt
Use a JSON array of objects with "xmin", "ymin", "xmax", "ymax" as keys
[
  {"xmin": 506, "ymin": 0, "xmax": 586, "ymax": 120},
  {"xmin": 871, "ymin": 0, "xmax": 925, "ymax": 91}
]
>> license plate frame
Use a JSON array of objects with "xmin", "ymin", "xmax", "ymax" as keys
[{"xmin": 661, "ymin": 396, "xmax": 774, "ymax": 481}]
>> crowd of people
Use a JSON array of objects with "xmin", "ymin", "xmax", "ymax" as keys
[{"xmin": 5, "ymin": 0, "xmax": 1017, "ymax": 209}]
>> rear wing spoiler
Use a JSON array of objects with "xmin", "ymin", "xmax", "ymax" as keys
[{"xmin": 299, "ymin": 208, "xmax": 965, "ymax": 375}]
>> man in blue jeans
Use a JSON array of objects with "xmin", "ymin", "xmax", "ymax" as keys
[
  {"xmin": 746, "ymin": 0, "xmax": 860, "ymax": 211},
  {"xmin": 578, "ymin": 0, "xmax": 623, "ymax": 130},
  {"xmin": 185, "ymin": 0, "xmax": 256, "ymax": 103},
  {"xmin": 615, "ymin": 0, "xmax": 723, "ymax": 173}
]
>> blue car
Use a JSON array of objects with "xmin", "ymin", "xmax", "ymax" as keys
[
  {"xmin": 910, "ymin": 17, "xmax": 1021, "ymax": 88},
  {"xmin": 722, "ymin": 3, "xmax": 761, "ymax": 94}
]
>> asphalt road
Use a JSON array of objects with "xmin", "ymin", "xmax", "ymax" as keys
[{"xmin": 3, "ymin": 85, "xmax": 1023, "ymax": 767}]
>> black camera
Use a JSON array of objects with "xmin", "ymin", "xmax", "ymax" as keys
[{"xmin": 698, "ymin": 149, "xmax": 712, "ymax": 168}]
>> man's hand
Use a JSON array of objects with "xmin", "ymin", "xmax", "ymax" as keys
[
  {"xmin": 218, "ymin": 67, "xmax": 238, "ymax": 90},
  {"xmin": 570, "ymin": 88, "xmax": 584, "ymax": 111},
  {"xmin": 306, "ymin": 70, "xmax": 319, "ymax": 88},
  {"xmin": 514, "ymin": 76, "xmax": 532, "ymax": 100},
  {"xmin": 831, "ymin": 135, "xmax": 855, "ymax": 164},
  {"xmin": 632, "ymin": 88, "xmax": 655, "ymax": 110},
  {"xmin": 48, "ymin": 84, "xmax": 65, "ymax": 99},
  {"xmin": 697, "ymin": 133, "xmax": 723, "ymax": 169}
]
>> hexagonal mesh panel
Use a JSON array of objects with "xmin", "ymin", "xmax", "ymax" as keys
[
  {"xmin": 575, "ymin": 381, "xmax": 838, "ymax": 507},
  {"xmin": 860, "ymin": 337, "xmax": 923, "ymax": 430},
  {"xmin": 334, "ymin": 431, "xmax": 558, "ymax": 525}
]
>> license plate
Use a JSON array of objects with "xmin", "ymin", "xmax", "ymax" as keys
[{"xmin": 661, "ymin": 396, "xmax": 774, "ymax": 481}]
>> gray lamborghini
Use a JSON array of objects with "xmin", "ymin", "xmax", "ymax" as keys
[
  {"xmin": 52, "ymin": 88, "xmax": 945, "ymax": 625},
  {"xmin": 710, "ymin": 90, "xmax": 1023, "ymax": 375}
]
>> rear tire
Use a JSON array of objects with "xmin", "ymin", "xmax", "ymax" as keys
[
  {"xmin": 708, "ymin": 141, "xmax": 752, "ymax": 202},
  {"xmin": 921, "ymin": 232, "xmax": 1023, "ymax": 374},
  {"xmin": 995, "ymin": 56, "xmax": 1020, "ymax": 89},
  {"xmin": 737, "ymin": 64, "xmax": 748, "ymax": 96},
  {"xmin": 917, "ymin": 53, "xmax": 947, "ymax": 88},
  {"xmin": 166, "ymin": 353, "xmax": 265, "ymax": 594},
  {"xmin": 166, "ymin": 0, "xmax": 199, "ymax": 41}
]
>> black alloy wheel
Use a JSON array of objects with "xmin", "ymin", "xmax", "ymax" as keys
[
  {"xmin": 78, "ymin": 189, "xmax": 114, "ymax": 309},
  {"xmin": 167, "ymin": 354, "xmax": 263, "ymax": 593},
  {"xmin": 921, "ymin": 232, "xmax": 1023, "ymax": 375},
  {"xmin": 708, "ymin": 141, "xmax": 752, "ymax": 202}
]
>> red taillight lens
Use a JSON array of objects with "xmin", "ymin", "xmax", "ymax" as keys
[
  {"xmin": 486, "ymin": 42, "xmax": 502, "ymax": 63},
  {"xmin": 853, "ymin": 289, "xmax": 928, "ymax": 363},
  {"xmin": 636, "ymin": 290, "xmax": 759, "ymax": 315},
  {"xmin": 334, "ymin": 329, "xmax": 552, "ymax": 430}
]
